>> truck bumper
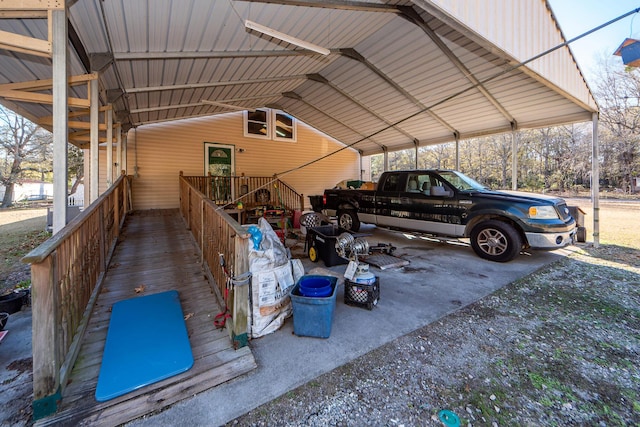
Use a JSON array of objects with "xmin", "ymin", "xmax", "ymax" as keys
[{"xmin": 525, "ymin": 227, "xmax": 575, "ymax": 249}]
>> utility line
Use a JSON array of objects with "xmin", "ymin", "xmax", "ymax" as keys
[
  {"xmin": 218, "ymin": 6, "xmax": 640, "ymax": 210},
  {"xmin": 274, "ymin": 6, "xmax": 640, "ymax": 179}
]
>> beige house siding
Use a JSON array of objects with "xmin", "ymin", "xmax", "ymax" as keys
[{"xmin": 99, "ymin": 112, "xmax": 360, "ymax": 210}]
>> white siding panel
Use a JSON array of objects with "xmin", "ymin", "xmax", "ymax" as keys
[{"xmin": 125, "ymin": 112, "xmax": 359, "ymax": 210}]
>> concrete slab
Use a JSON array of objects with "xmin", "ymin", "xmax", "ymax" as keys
[{"xmin": 129, "ymin": 224, "xmax": 567, "ymax": 426}]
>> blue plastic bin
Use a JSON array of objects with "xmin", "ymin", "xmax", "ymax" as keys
[{"xmin": 290, "ymin": 275, "xmax": 338, "ymax": 338}]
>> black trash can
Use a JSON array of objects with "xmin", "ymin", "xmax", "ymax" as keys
[{"xmin": 308, "ymin": 195, "xmax": 324, "ymax": 212}]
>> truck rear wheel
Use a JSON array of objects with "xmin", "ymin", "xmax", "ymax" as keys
[
  {"xmin": 337, "ymin": 210, "xmax": 360, "ymax": 232},
  {"xmin": 470, "ymin": 220, "xmax": 522, "ymax": 262}
]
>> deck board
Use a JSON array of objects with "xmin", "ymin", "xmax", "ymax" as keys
[{"xmin": 36, "ymin": 209, "xmax": 256, "ymax": 426}]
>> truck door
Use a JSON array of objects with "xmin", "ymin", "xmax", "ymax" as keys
[
  {"xmin": 374, "ymin": 173, "xmax": 402, "ymax": 228},
  {"xmin": 400, "ymin": 172, "xmax": 460, "ymax": 236}
]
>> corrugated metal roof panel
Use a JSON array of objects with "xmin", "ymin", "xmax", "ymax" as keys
[
  {"xmin": 420, "ymin": 0, "xmax": 596, "ymax": 111},
  {"xmin": 0, "ymin": 0, "xmax": 597, "ymax": 157}
]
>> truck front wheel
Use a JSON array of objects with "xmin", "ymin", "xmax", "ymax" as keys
[
  {"xmin": 337, "ymin": 210, "xmax": 360, "ymax": 232},
  {"xmin": 470, "ymin": 220, "xmax": 522, "ymax": 262}
]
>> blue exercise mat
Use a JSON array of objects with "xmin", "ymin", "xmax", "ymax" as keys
[{"xmin": 95, "ymin": 290, "xmax": 194, "ymax": 402}]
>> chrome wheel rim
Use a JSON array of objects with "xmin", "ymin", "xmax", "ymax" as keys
[
  {"xmin": 477, "ymin": 228, "xmax": 508, "ymax": 256},
  {"xmin": 339, "ymin": 214, "xmax": 352, "ymax": 229}
]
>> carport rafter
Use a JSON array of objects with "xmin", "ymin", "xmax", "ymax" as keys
[
  {"xmin": 282, "ymin": 90, "xmax": 387, "ymax": 151},
  {"xmin": 125, "ymin": 75, "xmax": 307, "ymax": 125},
  {"xmin": 113, "ymin": 50, "xmax": 324, "ymax": 60},
  {"xmin": 124, "ymin": 74, "xmax": 308, "ymax": 95},
  {"xmin": 410, "ymin": 0, "xmax": 597, "ymax": 116},
  {"xmin": 305, "ymin": 72, "xmax": 418, "ymax": 145},
  {"xmin": 130, "ymin": 93, "xmax": 282, "ymax": 115},
  {"xmin": 339, "ymin": 47, "xmax": 457, "ymax": 136},
  {"xmin": 0, "ymin": 74, "xmax": 98, "ymax": 110},
  {"xmin": 0, "ymin": 0, "xmax": 62, "ymax": 58},
  {"xmin": 399, "ymin": 6, "xmax": 516, "ymax": 126},
  {"xmin": 233, "ymin": 0, "xmax": 400, "ymax": 13}
]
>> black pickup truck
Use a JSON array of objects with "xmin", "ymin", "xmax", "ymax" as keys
[{"xmin": 322, "ymin": 170, "xmax": 575, "ymax": 262}]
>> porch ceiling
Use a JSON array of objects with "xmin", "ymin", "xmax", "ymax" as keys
[{"xmin": 0, "ymin": 0, "xmax": 597, "ymax": 156}]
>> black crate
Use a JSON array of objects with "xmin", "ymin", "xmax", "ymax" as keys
[{"xmin": 344, "ymin": 277, "xmax": 380, "ymax": 310}]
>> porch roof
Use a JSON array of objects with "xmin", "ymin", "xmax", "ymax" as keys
[{"xmin": 0, "ymin": 0, "xmax": 597, "ymax": 156}]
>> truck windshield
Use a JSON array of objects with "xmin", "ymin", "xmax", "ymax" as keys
[{"xmin": 438, "ymin": 171, "xmax": 487, "ymax": 191}]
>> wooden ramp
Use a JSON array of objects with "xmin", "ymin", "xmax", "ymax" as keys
[{"xmin": 37, "ymin": 209, "xmax": 257, "ymax": 426}]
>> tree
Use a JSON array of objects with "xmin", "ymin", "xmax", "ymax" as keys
[
  {"xmin": 486, "ymin": 134, "xmax": 512, "ymax": 188},
  {"xmin": 592, "ymin": 58, "xmax": 640, "ymax": 192},
  {"xmin": 0, "ymin": 107, "xmax": 53, "ymax": 207},
  {"xmin": 68, "ymin": 144, "xmax": 84, "ymax": 197}
]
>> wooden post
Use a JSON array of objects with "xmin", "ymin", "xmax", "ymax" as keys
[
  {"xmin": 31, "ymin": 254, "xmax": 62, "ymax": 418},
  {"xmin": 126, "ymin": 174, "xmax": 132, "ymax": 213},
  {"xmin": 114, "ymin": 175, "xmax": 120, "ymax": 237},
  {"xmin": 232, "ymin": 236, "xmax": 250, "ymax": 349},
  {"xmin": 186, "ymin": 187, "xmax": 191, "ymax": 230},
  {"xmin": 200, "ymin": 198, "xmax": 205, "ymax": 259},
  {"xmin": 99, "ymin": 204, "xmax": 106, "ymax": 272}
]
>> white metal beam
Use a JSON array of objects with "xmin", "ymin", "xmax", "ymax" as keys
[
  {"xmin": 106, "ymin": 107, "xmax": 113, "ymax": 187},
  {"xmin": 234, "ymin": 0, "xmax": 399, "ymax": 12},
  {"xmin": 125, "ymin": 75, "xmax": 306, "ymax": 94},
  {"xmin": 114, "ymin": 50, "xmax": 320, "ymax": 60},
  {"xmin": 116, "ymin": 123, "xmax": 122, "ymax": 176},
  {"xmin": 51, "ymin": 8, "xmax": 68, "ymax": 235},
  {"xmin": 592, "ymin": 113, "xmax": 600, "ymax": 247},
  {"xmin": 455, "ymin": 132, "xmax": 460, "ymax": 170},
  {"xmin": 90, "ymin": 78, "xmax": 99, "ymax": 203},
  {"xmin": 511, "ymin": 128, "xmax": 518, "ymax": 190},
  {"xmin": 122, "ymin": 132, "xmax": 127, "ymax": 175}
]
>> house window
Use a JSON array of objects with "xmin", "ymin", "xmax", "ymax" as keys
[
  {"xmin": 245, "ymin": 109, "xmax": 270, "ymax": 139},
  {"xmin": 244, "ymin": 109, "xmax": 296, "ymax": 142},
  {"xmin": 273, "ymin": 111, "xmax": 296, "ymax": 142}
]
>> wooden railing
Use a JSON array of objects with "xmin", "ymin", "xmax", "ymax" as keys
[
  {"xmin": 183, "ymin": 174, "xmax": 305, "ymax": 212},
  {"xmin": 179, "ymin": 174, "xmax": 251, "ymax": 349},
  {"xmin": 23, "ymin": 173, "xmax": 131, "ymax": 419}
]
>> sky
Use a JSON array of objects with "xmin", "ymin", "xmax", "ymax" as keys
[{"xmin": 547, "ymin": 0, "xmax": 640, "ymax": 82}]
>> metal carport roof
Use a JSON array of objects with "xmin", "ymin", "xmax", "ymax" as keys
[{"xmin": 0, "ymin": 0, "xmax": 597, "ymax": 156}]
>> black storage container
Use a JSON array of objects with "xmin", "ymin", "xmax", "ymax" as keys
[
  {"xmin": 306, "ymin": 225, "xmax": 351, "ymax": 267},
  {"xmin": 308, "ymin": 195, "xmax": 324, "ymax": 212}
]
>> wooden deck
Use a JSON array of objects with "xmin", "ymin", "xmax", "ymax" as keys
[{"xmin": 37, "ymin": 209, "xmax": 257, "ymax": 426}]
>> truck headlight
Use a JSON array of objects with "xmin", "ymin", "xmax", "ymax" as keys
[{"xmin": 528, "ymin": 206, "xmax": 559, "ymax": 219}]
